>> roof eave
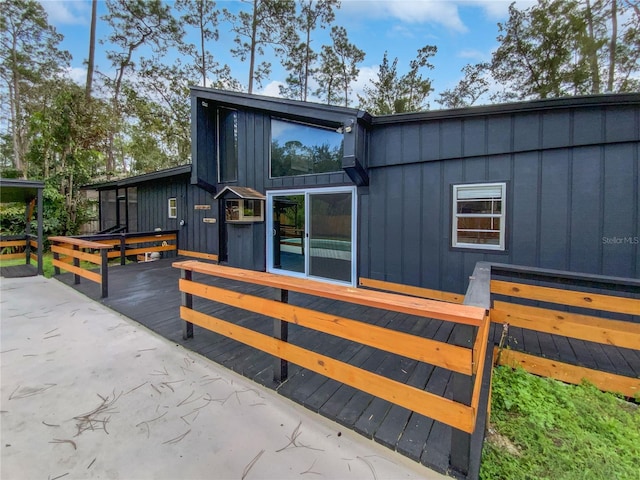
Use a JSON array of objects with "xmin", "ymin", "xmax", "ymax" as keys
[{"xmin": 371, "ymin": 93, "xmax": 640, "ymax": 125}]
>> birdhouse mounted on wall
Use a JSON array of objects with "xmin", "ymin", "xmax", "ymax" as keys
[{"xmin": 214, "ymin": 186, "xmax": 266, "ymax": 223}]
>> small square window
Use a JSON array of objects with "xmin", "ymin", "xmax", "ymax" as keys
[
  {"xmin": 168, "ymin": 198, "xmax": 177, "ymax": 218},
  {"xmin": 225, "ymin": 198, "xmax": 263, "ymax": 222},
  {"xmin": 452, "ymin": 183, "xmax": 506, "ymax": 250}
]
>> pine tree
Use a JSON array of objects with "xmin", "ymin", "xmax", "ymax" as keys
[{"xmin": 0, "ymin": 0, "xmax": 70, "ymax": 177}]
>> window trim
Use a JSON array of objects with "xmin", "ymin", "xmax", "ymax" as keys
[
  {"xmin": 452, "ymin": 182, "xmax": 506, "ymax": 251},
  {"xmin": 168, "ymin": 197, "xmax": 177, "ymax": 219}
]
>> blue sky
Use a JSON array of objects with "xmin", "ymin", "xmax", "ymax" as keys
[{"xmin": 40, "ymin": 0, "xmax": 535, "ymax": 106}]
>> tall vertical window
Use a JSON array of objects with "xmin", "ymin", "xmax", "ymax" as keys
[
  {"xmin": 218, "ymin": 108, "xmax": 238, "ymax": 183},
  {"xmin": 168, "ymin": 198, "xmax": 177, "ymax": 218},
  {"xmin": 452, "ymin": 183, "xmax": 506, "ymax": 250}
]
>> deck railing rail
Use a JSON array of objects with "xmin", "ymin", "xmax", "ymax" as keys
[
  {"xmin": 173, "ymin": 260, "xmax": 490, "ymax": 478},
  {"xmin": 49, "ymin": 236, "xmax": 111, "ymax": 298},
  {"xmin": 0, "ymin": 234, "xmax": 38, "ymax": 264},
  {"xmin": 74, "ymin": 230, "xmax": 178, "ymax": 265},
  {"xmin": 50, "ymin": 230, "xmax": 179, "ymax": 297},
  {"xmin": 488, "ymin": 263, "xmax": 640, "ymax": 398}
]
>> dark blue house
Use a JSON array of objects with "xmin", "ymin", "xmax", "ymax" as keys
[
  {"xmin": 91, "ymin": 90, "xmax": 640, "ymax": 292},
  {"xmin": 189, "ymin": 89, "xmax": 639, "ymax": 292}
]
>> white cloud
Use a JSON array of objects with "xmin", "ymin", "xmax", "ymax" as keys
[
  {"xmin": 341, "ymin": 1, "xmax": 466, "ymax": 33},
  {"xmin": 67, "ymin": 66, "xmax": 87, "ymax": 85},
  {"xmin": 340, "ymin": 1, "xmax": 540, "ymax": 34},
  {"xmin": 388, "ymin": 24, "xmax": 416, "ymax": 39},
  {"xmin": 258, "ymin": 81, "xmax": 285, "ymax": 98},
  {"xmin": 388, "ymin": 1, "xmax": 466, "ymax": 32},
  {"xmin": 40, "ymin": 0, "xmax": 89, "ymax": 25},
  {"xmin": 457, "ymin": 49, "xmax": 490, "ymax": 61},
  {"xmin": 461, "ymin": 0, "xmax": 538, "ymax": 19},
  {"xmin": 351, "ymin": 65, "xmax": 379, "ymax": 102}
]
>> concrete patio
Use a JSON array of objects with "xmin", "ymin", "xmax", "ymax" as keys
[{"xmin": 0, "ymin": 276, "xmax": 445, "ymax": 480}]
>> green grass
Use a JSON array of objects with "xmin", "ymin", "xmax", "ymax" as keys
[
  {"xmin": 481, "ymin": 366, "xmax": 640, "ymax": 480},
  {"xmin": 0, "ymin": 253, "xmax": 55, "ymax": 277},
  {"xmin": 0, "ymin": 252, "xmax": 111, "ymax": 278}
]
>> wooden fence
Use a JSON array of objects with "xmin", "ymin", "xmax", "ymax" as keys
[
  {"xmin": 50, "ymin": 230, "xmax": 179, "ymax": 297},
  {"xmin": 173, "ymin": 260, "xmax": 491, "ymax": 476},
  {"xmin": 359, "ymin": 277, "xmax": 465, "ymax": 304},
  {"xmin": 49, "ymin": 236, "xmax": 111, "ymax": 298},
  {"xmin": 489, "ymin": 265, "xmax": 640, "ymax": 398},
  {"xmin": 1, "ymin": 235, "xmax": 34, "ymax": 261},
  {"xmin": 76, "ymin": 230, "xmax": 178, "ymax": 265}
]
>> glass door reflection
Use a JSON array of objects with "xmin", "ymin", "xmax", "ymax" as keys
[
  {"xmin": 272, "ymin": 195, "xmax": 305, "ymax": 274},
  {"xmin": 308, "ymin": 192, "xmax": 352, "ymax": 283}
]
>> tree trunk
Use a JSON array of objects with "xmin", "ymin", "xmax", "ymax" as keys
[
  {"xmin": 585, "ymin": 0, "xmax": 601, "ymax": 93},
  {"xmin": 608, "ymin": 0, "xmax": 618, "ymax": 91},
  {"xmin": 199, "ymin": 0, "xmax": 206, "ymax": 87},
  {"xmin": 304, "ymin": 27, "xmax": 311, "ymax": 101},
  {"xmin": 10, "ymin": 37, "xmax": 25, "ymax": 177},
  {"xmin": 86, "ymin": 0, "xmax": 97, "ymax": 100},
  {"xmin": 107, "ymin": 44, "xmax": 136, "ymax": 175},
  {"xmin": 248, "ymin": 0, "xmax": 259, "ymax": 93}
]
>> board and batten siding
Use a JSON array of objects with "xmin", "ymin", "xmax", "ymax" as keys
[
  {"xmin": 193, "ymin": 98, "xmax": 357, "ymax": 271},
  {"xmin": 193, "ymin": 102, "xmax": 354, "ymax": 193},
  {"xmin": 362, "ymin": 101, "xmax": 640, "ymax": 294},
  {"xmin": 137, "ymin": 175, "xmax": 218, "ymax": 256}
]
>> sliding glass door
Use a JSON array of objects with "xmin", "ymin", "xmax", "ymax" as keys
[{"xmin": 267, "ymin": 187, "xmax": 356, "ymax": 285}]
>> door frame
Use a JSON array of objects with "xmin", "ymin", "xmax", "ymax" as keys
[{"xmin": 266, "ymin": 186, "xmax": 357, "ymax": 286}]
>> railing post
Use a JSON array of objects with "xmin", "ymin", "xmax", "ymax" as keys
[
  {"xmin": 119, "ymin": 235, "xmax": 126, "ymax": 265},
  {"xmin": 101, "ymin": 248, "xmax": 108, "ymax": 298},
  {"xmin": 73, "ymin": 245, "xmax": 81, "ymax": 285},
  {"xmin": 24, "ymin": 235, "xmax": 31, "ymax": 265},
  {"xmin": 53, "ymin": 241, "xmax": 60, "ymax": 276},
  {"xmin": 36, "ymin": 187, "xmax": 44, "ymax": 276},
  {"xmin": 24, "ymin": 201, "xmax": 31, "ymax": 264},
  {"xmin": 450, "ymin": 323, "xmax": 474, "ymax": 477},
  {"xmin": 273, "ymin": 288, "xmax": 289, "ymax": 382},
  {"xmin": 181, "ymin": 269, "xmax": 194, "ymax": 339},
  {"xmin": 453, "ymin": 261, "xmax": 492, "ymax": 479}
]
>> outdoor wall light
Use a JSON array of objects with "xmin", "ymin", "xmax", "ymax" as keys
[{"xmin": 336, "ymin": 119, "xmax": 355, "ymax": 134}]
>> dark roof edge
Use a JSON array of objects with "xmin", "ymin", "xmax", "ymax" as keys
[
  {"xmin": 371, "ymin": 93, "xmax": 640, "ymax": 125},
  {"xmin": 82, "ymin": 165, "xmax": 191, "ymax": 190},
  {"xmin": 0, "ymin": 178, "xmax": 45, "ymax": 189},
  {"xmin": 190, "ymin": 87, "xmax": 373, "ymax": 125}
]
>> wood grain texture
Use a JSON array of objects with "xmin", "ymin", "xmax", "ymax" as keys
[
  {"xmin": 180, "ymin": 279, "xmax": 474, "ymax": 375},
  {"xmin": 51, "ymin": 245, "xmax": 102, "ymax": 265},
  {"xmin": 491, "ymin": 302, "xmax": 640, "ymax": 350},
  {"xmin": 359, "ymin": 277, "xmax": 464, "ymax": 304},
  {"xmin": 495, "ymin": 347, "xmax": 640, "ymax": 397},
  {"xmin": 181, "ymin": 306, "xmax": 476, "ymax": 433},
  {"xmin": 174, "ymin": 261, "xmax": 485, "ymax": 326},
  {"xmin": 491, "ymin": 280, "xmax": 640, "ymax": 315},
  {"xmin": 52, "ymin": 259, "xmax": 101, "ymax": 283}
]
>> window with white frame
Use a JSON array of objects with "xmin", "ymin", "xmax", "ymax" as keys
[
  {"xmin": 452, "ymin": 183, "xmax": 506, "ymax": 250},
  {"xmin": 168, "ymin": 198, "xmax": 177, "ymax": 218}
]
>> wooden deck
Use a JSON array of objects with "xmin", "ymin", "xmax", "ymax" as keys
[
  {"xmin": 55, "ymin": 257, "xmax": 640, "ymax": 477},
  {"xmin": 492, "ymin": 314, "xmax": 640, "ymax": 379},
  {"xmin": 0, "ymin": 264, "xmax": 38, "ymax": 278}
]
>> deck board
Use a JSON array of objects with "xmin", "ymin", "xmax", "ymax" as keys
[
  {"xmin": 0, "ymin": 264, "xmax": 38, "ymax": 278},
  {"xmin": 55, "ymin": 257, "xmax": 639, "ymax": 477}
]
